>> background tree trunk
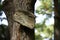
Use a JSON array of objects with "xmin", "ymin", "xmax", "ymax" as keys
[
  {"xmin": 54, "ymin": 0, "xmax": 60, "ymax": 40},
  {"xmin": 3, "ymin": 0, "xmax": 36, "ymax": 40}
]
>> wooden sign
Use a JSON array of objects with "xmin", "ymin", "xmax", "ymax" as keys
[{"xmin": 13, "ymin": 10, "xmax": 35, "ymax": 29}]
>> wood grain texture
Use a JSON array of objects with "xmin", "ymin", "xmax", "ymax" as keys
[{"xmin": 13, "ymin": 11, "xmax": 35, "ymax": 29}]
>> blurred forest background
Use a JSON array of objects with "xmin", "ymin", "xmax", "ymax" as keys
[{"xmin": 35, "ymin": 0, "xmax": 54, "ymax": 40}]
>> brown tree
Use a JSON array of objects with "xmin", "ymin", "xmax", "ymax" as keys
[
  {"xmin": 54, "ymin": 0, "xmax": 60, "ymax": 40},
  {"xmin": 3, "ymin": 0, "xmax": 36, "ymax": 40}
]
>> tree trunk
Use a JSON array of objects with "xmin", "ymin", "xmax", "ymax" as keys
[
  {"xmin": 54, "ymin": 0, "xmax": 60, "ymax": 40},
  {"xmin": 3, "ymin": 0, "xmax": 36, "ymax": 40}
]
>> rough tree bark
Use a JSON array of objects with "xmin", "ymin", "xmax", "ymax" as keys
[
  {"xmin": 3, "ymin": 0, "xmax": 36, "ymax": 40},
  {"xmin": 54, "ymin": 0, "xmax": 60, "ymax": 40}
]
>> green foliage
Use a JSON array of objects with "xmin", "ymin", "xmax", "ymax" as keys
[
  {"xmin": 58, "ymin": 0, "xmax": 60, "ymax": 3},
  {"xmin": 35, "ymin": 0, "xmax": 54, "ymax": 40},
  {"xmin": 0, "ymin": 0, "xmax": 3, "ymax": 10},
  {"xmin": 0, "ymin": 5, "xmax": 3, "ymax": 10},
  {"xmin": 0, "ymin": 25, "xmax": 8, "ymax": 39},
  {"xmin": 36, "ymin": 0, "xmax": 53, "ymax": 16},
  {"xmin": 35, "ymin": 23, "xmax": 54, "ymax": 40},
  {"xmin": 35, "ymin": 34, "xmax": 43, "ymax": 40}
]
